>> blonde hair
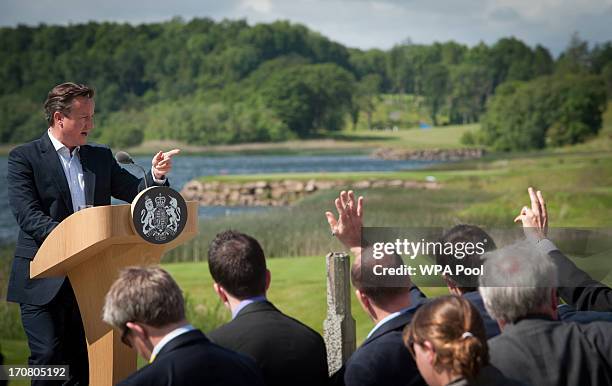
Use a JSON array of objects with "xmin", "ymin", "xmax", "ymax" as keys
[{"xmin": 404, "ymin": 295, "xmax": 489, "ymax": 380}]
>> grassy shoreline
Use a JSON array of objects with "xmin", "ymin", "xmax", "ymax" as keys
[
  {"xmin": 195, "ymin": 147, "xmax": 611, "ymax": 183},
  {"xmin": 0, "ymin": 124, "xmax": 478, "ymax": 156}
]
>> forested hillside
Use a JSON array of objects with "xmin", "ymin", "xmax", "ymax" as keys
[{"xmin": 1, "ymin": 18, "xmax": 611, "ymax": 149}]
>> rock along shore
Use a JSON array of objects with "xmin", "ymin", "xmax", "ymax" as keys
[
  {"xmin": 372, "ymin": 147, "xmax": 485, "ymax": 161},
  {"xmin": 181, "ymin": 178, "xmax": 440, "ymax": 206}
]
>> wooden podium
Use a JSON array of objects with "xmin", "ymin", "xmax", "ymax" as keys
[{"xmin": 30, "ymin": 201, "xmax": 199, "ymax": 385}]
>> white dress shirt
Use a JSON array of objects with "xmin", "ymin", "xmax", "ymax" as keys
[{"xmin": 48, "ymin": 130, "xmax": 86, "ymax": 212}]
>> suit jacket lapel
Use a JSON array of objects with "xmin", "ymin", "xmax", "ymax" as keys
[
  {"xmin": 78, "ymin": 146, "xmax": 96, "ymax": 206},
  {"xmin": 40, "ymin": 134, "xmax": 74, "ymax": 213}
]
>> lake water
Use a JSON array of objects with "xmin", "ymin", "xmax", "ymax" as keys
[{"xmin": 0, "ymin": 154, "xmax": 436, "ymax": 242}]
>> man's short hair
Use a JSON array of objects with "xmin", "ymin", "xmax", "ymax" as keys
[
  {"xmin": 102, "ymin": 266, "xmax": 185, "ymax": 330},
  {"xmin": 436, "ymin": 225, "xmax": 497, "ymax": 291},
  {"xmin": 479, "ymin": 241, "xmax": 558, "ymax": 324},
  {"xmin": 352, "ymin": 247, "xmax": 412, "ymax": 306},
  {"xmin": 44, "ymin": 82, "xmax": 95, "ymax": 125},
  {"xmin": 208, "ymin": 230, "xmax": 267, "ymax": 299}
]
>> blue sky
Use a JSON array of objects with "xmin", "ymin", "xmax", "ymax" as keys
[{"xmin": 1, "ymin": 0, "xmax": 611, "ymax": 55}]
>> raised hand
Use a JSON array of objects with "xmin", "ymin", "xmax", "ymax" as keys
[
  {"xmin": 514, "ymin": 187, "xmax": 548, "ymax": 241},
  {"xmin": 325, "ymin": 190, "xmax": 364, "ymax": 253},
  {"xmin": 151, "ymin": 149, "xmax": 180, "ymax": 180}
]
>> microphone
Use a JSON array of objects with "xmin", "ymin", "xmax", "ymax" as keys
[{"xmin": 115, "ymin": 151, "xmax": 148, "ymax": 189}]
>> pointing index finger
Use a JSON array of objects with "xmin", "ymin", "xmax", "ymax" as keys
[{"xmin": 163, "ymin": 149, "xmax": 181, "ymax": 158}]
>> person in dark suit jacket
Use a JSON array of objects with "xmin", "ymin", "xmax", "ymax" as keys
[
  {"xmin": 207, "ymin": 230, "xmax": 329, "ymax": 386},
  {"xmin": 550, "ymin": 248, "xmax": 612, "ymax": 311},
  {"xmin": 337, "ymin": 287, "xmax": 426, "ymax": 386},
  {"xmin": 103, "ymin": 266, "xmax": 264, "ymax": 386},
  {"xmin": 480, "ymin": 241, "xmax": 612, "ymax": 386},
  {"xmin": 325, "ymin": 191, "xmax": 426, "ymax": 386},
  {"xmin": 434, "ymin": 224, "xmax": 502, "ymax": 339},
  {"xmin": 7, "ymin": 83, "xmax": 179, "ymax": 385}
]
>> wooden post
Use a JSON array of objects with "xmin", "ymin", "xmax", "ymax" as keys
[
  {"xmin": 193, "ymin": 238, "xmax": 199, "ymax": 262},
  {"xmin": 323, "ymin": 252, "xmax": 356, "ymax": 376}
]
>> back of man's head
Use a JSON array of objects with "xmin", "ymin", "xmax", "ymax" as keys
[
  {"xmin": 208, "ymin": 230, "xmax": 267, "ymax": 299},
  {"xmin": 352, "ymin": 247, "xmax": 412, "ymax": 308},
  {"xmin": 102, "ymin": 266, "xmax": 185, "ymax": 330},
  {"xmin": 436, "ymin": 225, "xmax": 497, "ymax": 291},
  {"xmin": 479, "ymin": 241, "xmax": 558, "ymax": 324}
]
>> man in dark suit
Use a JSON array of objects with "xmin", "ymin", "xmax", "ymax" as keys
[
  {"xmin": 7, "ymin": 82, "xmax": 179, "ymax": 384},
  {"xmin": 207, "ymin": 230, "xmax": 329, "ymax": 386},
  {"xmin": 479, "ymin": 241, "xmax": 612, "ymax": 386},
  {"xmin": 103, "ymin": 266, "xmax": 264, "ymax": 386},
  {"xmin": 325, "ymin": 191, "xmax": 426, "ymax": 386}
]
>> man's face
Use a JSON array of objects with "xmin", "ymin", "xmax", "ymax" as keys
[{"xmin": 55, "ymin": 96, "xmax": 95, "ymax": 149}]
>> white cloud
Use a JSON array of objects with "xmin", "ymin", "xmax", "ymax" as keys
[
  {"xmin": 239, "ymin": 0, "xmax": 274, "ymax": 14},
  {"xmin": 491, "ymin": 0, "xmax": 612, "ymax": 20}
]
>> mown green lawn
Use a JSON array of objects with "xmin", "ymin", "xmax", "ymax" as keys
[{"xmin": 329, "ymin": 123, "xmax": 479, "ymax": 150}]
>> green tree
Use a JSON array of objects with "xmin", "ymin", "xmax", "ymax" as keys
[
  {"xmin": 260, "ymin": 69, "xmax": 316, "ymax": 136},
  {"xmin": 386, "ymin": 45, "xmax": 413, "ymax": 94},
  {"xmin": 556, "ymin": 32, "xmax": 591, "ymax": 74},
  {"xmin": 490, "ymin": 37, "xmax": 537, "ymax": 86},
  {"xmin": 480, "ymin": 80, "xmax": 549, "ymax": 151},
  {"xmin": 301, "ymin": 63, "xmax": 355, "ymax": 131},
  {"xmin": 261, "ymin": 63, "xmax": 354, "ymax": 136},
  {"xmin": 532, "ymin": 45, "xmax": 554, "ymax": 76},
  {"xmin": 348, "ymin": 48, "xmax": 389, "ymax": 88},
  {"xmin": 0, "ymin": 94, "xmax": 44, "ymax": 143},
  {"xmin": 546, "ymin": 75, "xmax": 607, "ymax": 146},
  {"xmin": 603, "ymin": 62, "xmax": 612, "ymax": 99},
  {"xmin": 479, "ymin": 74, "xmax": 606, "ymax": 151},
  {"xmin": 448, "ymin": 63, "xmax": 492, "ymax": 124},
  {"xmin": 590, "ymin": 42, "xmax": 612, "ymax": 73},
  {"xmin": 422, "ymin": 63, "xmax": 449, "ymax": 125},
  {"xmin": 95, "ymin": 109, "xmax": 145, "ymax": 148},
  {"xmin": 353, "ymin": 74, "xmax": 382, "ymax": 130}
]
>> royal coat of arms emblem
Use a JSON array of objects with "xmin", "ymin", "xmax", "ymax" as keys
[{"xmin": 131, "ymin": 186, "xmax": 188, "ymax": 244}]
